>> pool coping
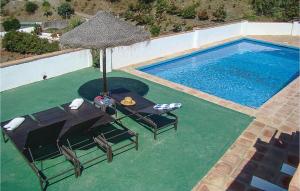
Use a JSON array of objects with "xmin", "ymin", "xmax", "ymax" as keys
[{"xmin": 120, "ymin": 36, "xmax": 300, "ymax": 190}]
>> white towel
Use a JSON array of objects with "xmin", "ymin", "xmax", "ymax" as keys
[
  {"xmin": 169, "ymin": 103, "xmax": 182, "ymax": 109},
  {"xmin": 69, "ymin": 98, "xmax": 84, "ymax": 110},
  {"xmin": 3, "ymin": 117, "xmax": 25, "ymax": 131},
  {"xmin": 153, "ymin": 103, "xmax": 182, "ymax": 111}
]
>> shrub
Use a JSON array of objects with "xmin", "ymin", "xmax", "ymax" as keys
[
  {"xmin": 197, "ymin": 10, "xmax": 209, "ymax": 20},
  {"xmin": 42, "ymin": 1, "xmax": 52, "ymax": 17},
  {"xmin": 180, "ymin": 5, "xmax": 196, "ymax": 19},
  {"xmin": 251, "ymin": 0, "xmax": 299, "ymax": 21},
  {"xmin": 172, "ymin": 23, "xmax": 183, "ymax": 32},
  {"xmin": 68, "ymin": 17, "xmax": 83, "ymax": 29},
  {"xmin": 1, "ymin": 0, "xmax": 9, "ymax": 8},
  {"xmin": 33, "ymin": 24, "xmax": 42, "ymax": 35},
  {"xmin": 2, "ymin": 17, "xmax": 21, "ymax": 31},
  {"xmin": 139, "ymin": 0, "xmax": 155, "ymax": 4},
  {"xmin": 185, "ymin": 25, "xmax": 193, "ymax": 31},
  {"xmin": 156, "ymin": 0, "xmax": 168, "ymax": 15},
  {"xmin": 150, "ymin": 24, "xmax": 160, "ymax": 37},
  {"xmin": 57, "ymin": 2, "xmax": 74, "ymax": 19},
  {"xmin": 166, "ymin": 2, "xmax": 180, "ymax": 15},
  {"xmin": 91, "ymin": 49, "xmax": 100, "ymax": 67},
  {"xmin": 25, "ymin": 2, "xmax": 38, "ymax": 14},
  {"xmin": 213, "ymin": 5, "xmax": 226, "ymax": 22},
  {"xmin": 123, "ymin": 10, "xmax": 135, "ymax": 20},
  {"xmin": 135, "ymin": 14, "xmax": 155, "ymax": 25},
  {"xmin": 2, "ymin": 31, "xmax": 60, "ymax": 54}
]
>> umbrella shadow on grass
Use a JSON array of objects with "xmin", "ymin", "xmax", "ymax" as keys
[{"xmin": 78, "ymin": 77, "xmax": 150, "ymax": 101}]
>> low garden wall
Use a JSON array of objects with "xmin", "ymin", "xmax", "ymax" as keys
[{"xmin": 0, "ymin": 49, "xmax": 92, "ymax": 91}]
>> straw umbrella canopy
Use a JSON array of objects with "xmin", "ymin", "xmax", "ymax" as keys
[{"xmin": 60, "ymin": 11, "xmax": 150, "ymax": 94}]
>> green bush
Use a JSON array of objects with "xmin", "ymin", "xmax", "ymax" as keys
[
  {"xmin": 2, "ymin": 17, "xmax": 21, "ymax": 31},
  {"xmin": 1, "ymin": 0, "xmax": 9, "ymax": 8},
  {"xmin": 25, "ymin": 2, "xmax": 38, "ymax": 14},
  {"xmin": 172, "ymin": 23, "xmax": 183, "ymax": 32},
  {"xmin": 156, "ymin": 0, "xmax": 168, "ymax": 15},
  {"xmin": 251, "ymin": 0, "xmax": 299, "ymax": 21},
  {"xmin": 68, "ymin": 17, "xmax": 83, "ymax": 29},
  {"xmin": 180, "ymin": 5, "xmax": 196, "ymax": 19},
  {"xmin": 166, "ymin": 2, "xmax": 180, "ymax": 15},
  {"xmin": 213, "ymin": 5, "xmax": 226, "ymax": 22},
  {"xmin": 150, "ymin": 24, "xmax": 160, "ymax": 37},
  {"xmin": 90, "ymin": 49, "xmax": 100, "ymax": 68},
  {"xmin": 42, "ymin": 1, "xmax": 53, "ymax": 17},
  {"xmin": 57, "ymin": 2, "xmax": 74, "ymax": 19},
  {"xmin": 197, "ymin": 10, "xmax": 209, "ymax": 20},
  {"xmin": 2, "ymin": 31, "xmax": 60, "ymax": 54},
  {"xmin": 135, "ymin": 14, "xmax": 155, "ymax": 25},
  {"xmin": 32, "ymin": 24, "xmax": 42, "ymax": 35}
]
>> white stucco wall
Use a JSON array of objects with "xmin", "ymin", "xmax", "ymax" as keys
[
  {"xmin": 245, "ymin": 22, "xmax": 293, "ymax": 35},
  {"xmin": 0, "ymin": 49, "xmax": 92, "ymax": 92},
  {"xmin": 193, "ymin": 22, "xmax": 243, "ymax": 48},
  {"xmin": 107, "ymin": 31, "xmax": 195, "ymax": 69},
  {"xmin": 292, "ymin": 22, "xmax": 300, "ymax": 36},
  {"xmin": 1, "ymin": 21, "xmax": 299, "ymax": 91}
]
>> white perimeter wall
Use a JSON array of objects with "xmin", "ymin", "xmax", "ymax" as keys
[
  {"xmin": 1, "ymin": 21, "xmax": 299, "ymax": 91},
  {"xmin": 193, "ymin": 22, "xmax": 243, "ymax": 48},
  {"xmin": 0, "ymin": 49, "xmax": 92, "ymax": 91},
  {"xmin": 106, "ymin": 31, "xmax": 195, "ymax": 70},
  {"xmin": 245, "ymin": 22, "xmax": 293, "ymax": 35},
  {"xmin": 107, "ymin": 21, "xmax": 299, "ymax": 70}
]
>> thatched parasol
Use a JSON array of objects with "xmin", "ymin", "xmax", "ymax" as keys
[{"xmin": 60, "ymin": 11, "xmax": 150, "ymax": 94}]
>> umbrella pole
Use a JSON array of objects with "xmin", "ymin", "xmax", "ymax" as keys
[{"xmin": 102, "ymin": 48, "xmax": 108, "ymax": 95}]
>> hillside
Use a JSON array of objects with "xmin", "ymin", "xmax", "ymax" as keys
[{"xmin": 1, "ymin": 0, "xmax": 299, "ymax": 36}]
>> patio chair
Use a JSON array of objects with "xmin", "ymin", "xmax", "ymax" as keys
[
  {"xmin": 1, "ymin": 113, "xmax": 81, "ymax": 191},
  {"xmin": 110, "ymin": 88, "xmax": 178, "ymax": 140},
  {"xmin": 59, "ymin": 101, "xmax": 138, "ymax": 164}
]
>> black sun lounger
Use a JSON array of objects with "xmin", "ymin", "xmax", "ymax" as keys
[
  {"xmin": 110, "ymin": 88, "xmax": 178, "ymax": 140},
  {"xmin": 60, "ymin": 101, "xmax": 138, "ymax": 163},
  {"xmin": 1, "ymin": 111, "xmax": 80, "ymax": 191}
]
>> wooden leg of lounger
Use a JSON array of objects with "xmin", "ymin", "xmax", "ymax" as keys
[
  {"xmin": 135, "ymin": 133, "xmax": 139, "ymax": 151},
  {"xmin": 1, "ymin": 130, "xmax": 8, "ymax": 143},
  {"xmin": 174, "ymin": 123, "xmax": 178, "ymax": 131},
  {"xmin": 107, "ymin": 147, "xmax": 113, "ymax": 163},
  {"xmin": 154, "ymin": 129, "xmax": 157, "ymax": 140}
]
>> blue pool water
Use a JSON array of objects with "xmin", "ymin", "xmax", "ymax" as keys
[{"xmin": 139, "ymin": 39, "xmax": 300, "ymax": 108}]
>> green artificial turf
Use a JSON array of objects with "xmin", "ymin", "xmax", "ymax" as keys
[{"xmin": 0, "ymin": 67, "xmax": 253, "ymax": 191}]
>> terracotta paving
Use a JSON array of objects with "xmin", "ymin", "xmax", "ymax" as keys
[{"xmin": 121, "ymin": 35, "xmax": 300, "ymax": 190}]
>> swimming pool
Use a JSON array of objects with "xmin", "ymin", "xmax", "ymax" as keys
[{"xmin": 139, "ymin": 38, "xmax": 300, "ymax": 108}]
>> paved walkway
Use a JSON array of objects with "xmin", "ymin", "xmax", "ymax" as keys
[{"xmin": 123, "ymin": 35, "xmax": 300, "ymax": 191}]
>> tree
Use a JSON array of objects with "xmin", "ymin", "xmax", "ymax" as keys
[
  {"xmin": 25, "ymin": 2, "xmax": 38, "ymax": 14},
  {"xmin": 2, "ymin": 31, "xmax": 59, "ymax": 54},
  {"xmin": 42, "ymin": 1, "xmax": 53, "ymax": 17},
  {"xmin": 57, "ymin": 3, "xmax": 74, "ymax": 19},
  {"xmin": 2, "ymin": 17, "xmax": 21, "ymax": 31},
  {"xmin": 213, "ymin": 5, "xmax": 226, "ymax": 22}
]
